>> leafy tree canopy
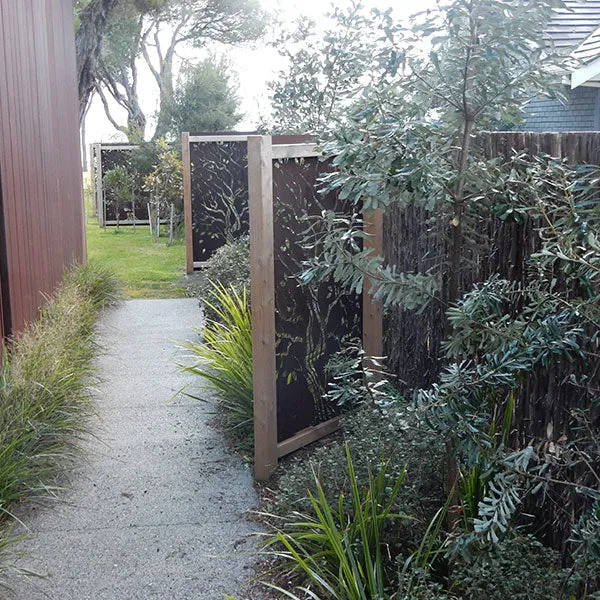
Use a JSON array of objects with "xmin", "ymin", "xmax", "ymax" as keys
[
  {"xmin": 165, "ymin": 55, "xmax": 242, "ymax": 137},
  {"xmin": 96, "ymin": 0, "xmax": 266, "ymax": 141},
  {"xmin": 266, "ymin": 1, "xmax": 383, "ymax": 135}
]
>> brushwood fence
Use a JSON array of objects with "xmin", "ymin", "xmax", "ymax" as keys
[
  {"xmin": 385, "ymin": 130, "xmax": 600, "ymax": 392},
  {"xmin": 383, "ymin": 131, "xmax": 600, "ymax": 550}
]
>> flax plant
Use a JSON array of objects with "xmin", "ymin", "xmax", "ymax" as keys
[
  {"xmin": 260, "ymin": 445, "xmax": 409, "ymax": 600},
  {"xmin": 181, "ymin": 282, "xmax": 254, "ymax": 444}
]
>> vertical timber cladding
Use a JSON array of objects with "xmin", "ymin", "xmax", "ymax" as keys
[{"xmin": 0, "ymin": 0, "xmax": 85, "ymax": 335}]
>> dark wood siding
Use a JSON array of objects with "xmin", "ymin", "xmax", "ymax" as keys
[{"xmin": 0, "ymin": 0, "xmax": 85, "ymax": 334}]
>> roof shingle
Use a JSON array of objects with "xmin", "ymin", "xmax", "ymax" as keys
[{"xmin": 545, "ymin": 0, "xmax": 600, "ymax": 50}]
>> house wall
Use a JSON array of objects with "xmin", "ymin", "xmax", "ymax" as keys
[
  {"xmin": 521, "ymin": 86, "xmax": 600, "ymax": 132},
  {"xmin": 0, "ymin": 0, "xmax": 86, "ymax": 335}
]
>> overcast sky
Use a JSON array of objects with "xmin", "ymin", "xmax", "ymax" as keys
[{"xmin": 84, "ymin": 0, "xmax": 436, "ymax": 145}]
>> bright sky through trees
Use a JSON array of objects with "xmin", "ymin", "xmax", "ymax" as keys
[{"xmin": 84, "ymin": 0, "xmax": 436, "ymax": 144}]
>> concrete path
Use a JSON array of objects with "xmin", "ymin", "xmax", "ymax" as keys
[{"xmin": 7, "ymin": 299, "xmax": 260, "ymax": 600}]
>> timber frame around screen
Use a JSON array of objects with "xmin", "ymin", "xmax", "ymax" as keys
[{"xmin": 247, "ymin": 135, "xmax": 383, "ymax": 481}]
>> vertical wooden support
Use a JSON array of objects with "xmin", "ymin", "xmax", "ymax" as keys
[
  {"xmin": 182, "ymin": 132, "xmax": 194, "ymax": 274},
  {"xmin": 95, "ymin": 144, "xmax": 105, "ymax": 227},
  {"xmin": 362, "ymin": 208, "xmax": 384, "ymax": 360},
  {"xmin": 89, "ymin": 144, "xmax": 97, "ymax": 217},
  {"xmin": 248, "ymin": 135, "xmax": 278, "ymax": 481}
]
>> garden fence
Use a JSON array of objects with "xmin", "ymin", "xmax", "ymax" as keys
[
  {"xmin": 384, "ymin": 131, "xmax": 600, "ymax": 548},
  {"xmin": 182, "ymin": 133, "xmax": 314, "ymax": 271},
  {"xmin": 90, "ymin": 143, "xmax": 150, "ymax": 227},
  {"xmin": 385, "ymin": 130, "xmax": 600, "ymax": 397},
  {"xmin": 247, "ymin": 135, "xmax": 383, "ymax": 480}
]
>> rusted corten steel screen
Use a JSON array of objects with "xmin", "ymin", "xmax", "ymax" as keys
[
  {"xmin": 185, "ymin": 133, "xmax": 314, "ymax": 269},
  {"xmin": 96, "ymin": 144, "xmax": 149, "ymax": 225},
  {"xmin": 189, "ymin": 138, "xmax": 250, "ymax": 262},
  {"xmin": 0, "ymin": 0, "xmax": 85, "ymax": 334},
  {"xmin": 272, "ymin": 158, "xmax": 362, "ymax": 442}
]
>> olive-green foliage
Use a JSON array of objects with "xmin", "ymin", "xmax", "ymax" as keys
[
  {"xmin": 166, "ymin": 55, "xmax": 242, "ymax": 137},
  {"xmin": 0, "ymin": 261, "xmax": 119, "ymax": 583},
  {"xmin": 272, "ymin": 402, "xmax": 445, "ymax": 555},
  {"xmin": 103, "ymin": 166, "xmax": 135, "ymax": 227},
  {"xmin": 181, "ymin": 283, "xmax": 253, "ymax": 447},
  {"xmin": 190, "ymin": 238, "xmax": 250, "ymax": 323},
  {"xmin": 400, "ymin": 535, "xmax": 576, "ymax": 600},
  {"xmin": 452, "ymin": 535, "xmax": 573, "ymax": 600}
]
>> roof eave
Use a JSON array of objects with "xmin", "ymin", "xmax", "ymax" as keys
[{"xmin": 571, "ymin": 55, "xmax": 600, "ymax": 87}]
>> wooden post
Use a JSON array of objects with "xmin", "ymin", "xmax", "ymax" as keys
[
  {"xmin": 248, "ymin": 135, "xmax": 278, "ymax": 481},
  {"xmin": 89, "ymin": 143, "xmax": 97, "ymax": 217},
  {"xmin": 182, "ymin": 132, "xmax": 194, "ymax": 274},
  {"xmin": 362, "ymin": 208, "xmax": 384, "ymax": 361},
  {"xmin": 95, "ymin": 144, "xmax": 106, "ymax": 227}
]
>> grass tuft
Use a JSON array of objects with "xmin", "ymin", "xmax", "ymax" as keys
[{"xmin": 0, "ymin": 261, "xmax": 119, "ymax": 585}]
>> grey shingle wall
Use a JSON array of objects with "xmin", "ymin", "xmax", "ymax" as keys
[{"xmin": 521, "ymin": 86, "xmax": 600, "ymax": 131}]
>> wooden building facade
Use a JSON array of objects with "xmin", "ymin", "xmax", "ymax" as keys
[{"xmin": 0, "ymin": 0, "xmax": 86, "ymax": 337}]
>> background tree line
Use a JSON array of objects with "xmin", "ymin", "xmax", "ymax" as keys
[{"xmin": 74, "ymin": 0, "xmax": 263, "ymax": 141}]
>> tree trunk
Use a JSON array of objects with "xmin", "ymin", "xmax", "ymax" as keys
[
  {"xmin": 131, "ymin": 185, "xmax": 136, "ymax": 232},
  {"xmin": 127, "ymin": 109, "xmax": 146, "ymax": 143},
  {"xmin": 147, "ymin": 202, "xmax": 160, "ymax": 239},
  {"xmin": 75, "ymin": 0, "xmax": 120, "ymax": 121},
  {"xmin": 151, "ymin": 57, "xmax": 175, "ymax": 140}
]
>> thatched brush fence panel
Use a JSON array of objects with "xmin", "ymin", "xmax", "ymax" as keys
[
  {"xmin": 384, "ymin": 209, "xmax": 536, "ymax": 390},
  {"xmin": 249, "ymin": 136, "xmax": 382, "ymax": 480},
  {"xmin": 384, "ymin": 130, "xmax": 600, "ymax": 394},
  {"xmin": 383, "ymin": 131, "xmax": 600, "ymax": 547}
]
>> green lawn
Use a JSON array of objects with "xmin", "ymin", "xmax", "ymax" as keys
[{"xmin": 86, "ymin": 219, "xmax": 187, "ymax": 298}]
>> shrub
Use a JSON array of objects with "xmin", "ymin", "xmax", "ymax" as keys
[
  {"xmin": 189, "ymin": 238, "xmax": 250, "ymax": 322},
  {"xmin": 0, "ymin": 261, "xmax": 119, "ymax": 583},
  {"xmin": 181, "ymin": 283, "xmax": 253, "ymax": 446},
  {"xmin": 272, "ymin": 401, "xmax": 445, "ymax": 553},
  {"xmin": 103, "ymin": 166, "xmax": 135, "ymax": 229},
  {"xmin": 451, "ymin": 535, "xmax": 573, "ymax": 600}
]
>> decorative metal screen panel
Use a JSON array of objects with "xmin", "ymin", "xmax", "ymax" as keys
[
  {"xmin": 189, "ymin": 140, "xmax": 249, "ymax": 262},
  {"xmin": 97, "ymin": 145, "xmax": 149, "ymax": 224},
  {"xmin": 272, "ymin": 157, "xmax": 362, "ymax": 441}
]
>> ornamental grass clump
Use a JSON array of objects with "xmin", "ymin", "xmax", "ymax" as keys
[
  {"xmin": 260, "ymin": 445, "xmax": 409, "ymax": 600},
  {"xmin": 181, "ymin": 282, "xmax": 253, "ymax": 445},
  {"xmin": 0, "ymin": 261, "xmax": 119, "ymax": 584}
]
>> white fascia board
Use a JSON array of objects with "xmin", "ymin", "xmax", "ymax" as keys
[{"xmin": 571, "ymin": 56, "xmax": 600, "ymax": 88}]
